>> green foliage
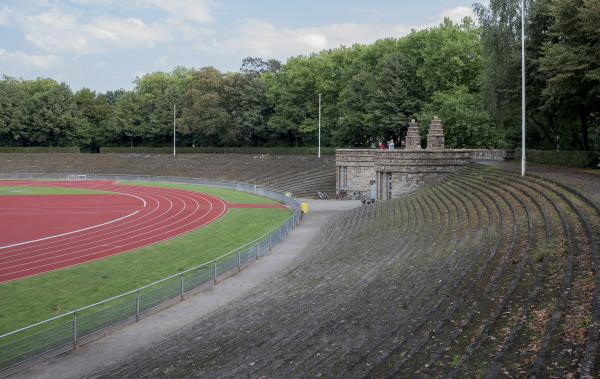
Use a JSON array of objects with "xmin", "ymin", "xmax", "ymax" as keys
[
  {"xmin": 515, "ymin": 148, "xmax": 599, "ymax": 168},
  {"xmin": 0, "ymin": 77, "xmax": 27, "ymax": 145},
  {"xmin": 99, "ymin": 146, "xmax": 337, "ymax": 155},
  {"xmin": 419, "ymin": 86, "xmax": 503, "ymax": 148},
  {"xmin": 0, "ymin": 146, "xmax": 80, "ymax": 153},
  {"xmin": 476, "ymin": 0, "xmax": 600, "ymax": 151},
  {"xmin": 0, "ymin": 19, "xmax": 500, "ymax": 150},
  {"xmin": 24, "ymin": 79, "xmax": 83, "ymax": 147},
  {"xmin": 1, "ymin": 3, "xmax": 597, "ymax": 152},
  {"xmin": 538, "ymin": 0, "xmax": 600, "ymax": 151}
]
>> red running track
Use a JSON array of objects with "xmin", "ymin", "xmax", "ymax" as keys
[{"xmin": 0, "ymin": 181, "xmax": 228, "ymax": 283}]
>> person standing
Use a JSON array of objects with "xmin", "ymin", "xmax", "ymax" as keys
[{"xmin": 369, "ymin": 180, "xmax": 377, "ymax": 204}]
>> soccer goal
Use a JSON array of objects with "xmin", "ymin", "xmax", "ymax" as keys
[{"xmin": 67, "ymin": 174, "xmax": 87, "ymax": 181}]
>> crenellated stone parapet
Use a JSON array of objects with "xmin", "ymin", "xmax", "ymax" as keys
[
  {"xmin": 426, "ymin": 116, "xmax": 445, "ymax": 150},
  {"xmin": 336, "ymin": 116, "xmax": 514, "ymax": 200},
  {"xmin": 405, "ymin": 119, "xmax": 422, "ymax": 150}
]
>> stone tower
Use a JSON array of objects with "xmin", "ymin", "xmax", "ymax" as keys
[
  {"xmin": 427, "ymin": 116, "xmax": 445, "ymax": 150},
  {"xmin": 405, "ymin": 119, "xmax": 421, "ymax": 150}
]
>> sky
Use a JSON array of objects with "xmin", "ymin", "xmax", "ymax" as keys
[{"xmin": 0, "ymin": 0, "xmax": 481, "ymax": 92}]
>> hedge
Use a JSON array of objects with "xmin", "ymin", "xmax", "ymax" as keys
[
  {"xmin": 516, "ymin": 148, "xmax": 600, "ymax": 169},
  {"xmin": 100, "ymin": 146, "xmax": 338, "ymax": 155},
  {"xmin": 0, "ymin": 147, "xmax": 80, "ymax": 153}
]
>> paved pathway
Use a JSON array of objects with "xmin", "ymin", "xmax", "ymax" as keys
[{"xmin": 11, "ymin": 200, "xmax": 360, "ymax": 379}]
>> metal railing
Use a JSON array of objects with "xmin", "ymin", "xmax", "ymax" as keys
[{"xmin": 0, "ymin": 173, "xmax": 301, "ymax": 374}]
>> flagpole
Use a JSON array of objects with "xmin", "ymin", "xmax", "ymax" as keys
[
  {"xmin": 318, "ymin": 93, "xmax": 321, "ymax": 159},
  {"xmin": 521, "ymin": 0, "xmax": 526, "ymax": 177},
  {"xmin": 173, "ymin": 104, "xmax": 176, "ymax": 157}
]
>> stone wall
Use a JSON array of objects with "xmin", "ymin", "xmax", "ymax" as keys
[
  {"xmin": 462, "ymin": 149, "xmax": 515, "ymax": 161},
  {"xmin": 374, "ymin": 150, "xmax": 471, "ymax": 198},
  {"xmin": 336, "ymin": 149, "xmax": 377, "ymax": 194},
  {"xmin": 336, "ymin": 149, "xmax": 472, "ymax": 200},
  {"xmin": 336, "ymin": 149, "xmax": 513, "ymax": 199}
]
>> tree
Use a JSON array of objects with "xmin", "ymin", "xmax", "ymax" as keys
[
  {"xmin": 24, "ymin": 79, "xmax": 81, "ymax": 146},
  {"xmin": 180, "ymin": 67, "xmax": 237, "ymax": 146},
  {"xmin": 73, "ymin": 88, "xmax": 115, "ymax": 152},
  {"xmin": 538, "ymin": 0, "xmax": 600, "ymax": 151},
  {"xmin": 240, "ymin": 57, "xmax": 282, "ymax": 78},
  {"xmin": 474, "ymin": 0, "xmax": 524, "ymax": 143},
  {"xmin": 112, "ymin": 91, "xmax": 146, "ymax": 147},
  {"xmin": 0, "ymin": 77, "xmax": 27, "ymax": 146},
  {"xmin": 419, "ymin": 86, "xmax": 503, "ymax": 148},
  {"xmin": 369, "ymin": 50, "xmax": 423, "ymax": 142},
  {"xmin": 337, "ymin": 71, "xmax": 377, "ymax": 146},
  {"xmin": 265, "ymin": 57, "xmax": 319, "ymax": 145}
]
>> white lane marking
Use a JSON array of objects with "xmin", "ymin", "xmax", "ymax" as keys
[
  {"xmin": 0, "ymin": 189, "xmax": 164, "ymax": 257},
  {"xmin": 0, "ymin": 190, "xmax": 225, "ymax": 274},
  {"xmin": 0, "ymin": 191, "xmax": 228, "ymax": 282},
  {"xmin": 0, "ymin": 194, "xmax": 146, "ymax": 250}
]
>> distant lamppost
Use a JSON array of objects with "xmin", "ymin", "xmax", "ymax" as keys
[
  {"xmin": 318, "ymin": 93, "xmax": 322, "ymax": 159},
  {"xmin": 521, "ymin": 0, "xmax": 526, "ymax": 176},
  {"xmin": 173, "ymin": 104, "xmax": 176, "ymax": 157}
]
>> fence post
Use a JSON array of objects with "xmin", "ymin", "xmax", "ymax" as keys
[
  {"xmin": 256, "ymin": 242, "xmax": 260, "ymax": 258},
  {"xmin": 136, "ymin": 290, "xmax": 140, "ymax": 321},
  {"xmin": 180, "ymin": 275, "xmax": 184, "ymax": 301},
  {"xmin": 255, "ymin": 244, "xmax": 259, "ymax": 260},
  {"xmin": 269, "ymin": 234, "xmax": 272, "ymax": 250},
  {"xmin": 72, "ymin": 312, "xmax": 78, "ymax": 350},
  {"xmin": 238, "ymin": 251, "xmax": 241, "ymax": 272},
  {"xmin": 213, "ymin": 262, "xmax": 217, "ymax": 284}
]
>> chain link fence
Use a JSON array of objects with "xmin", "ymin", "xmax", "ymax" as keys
[{"xmin": 0, "ymin": 173, "xmax": 301, "ymax": 375}]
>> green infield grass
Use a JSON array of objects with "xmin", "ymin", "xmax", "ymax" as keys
[
  {"xmin": 0, "ymin": 189, "xmax": 292, "ymax": 334},
  {"xmin": 0, "ymin": 186, "xmax": 112, "ymax": 196},
  {"xmin": 121, "ymin": 181, "xmax": 279, "ymax": 204}
]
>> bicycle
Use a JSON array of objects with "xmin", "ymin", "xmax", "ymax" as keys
[{"xmin": 315, "ymin": 191, "xmax": 329, "ymax": 200}]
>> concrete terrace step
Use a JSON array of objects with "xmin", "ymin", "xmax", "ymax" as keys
[{"xmin": 87, "ymin": 164, "xmax": 600, "ymax": 378}]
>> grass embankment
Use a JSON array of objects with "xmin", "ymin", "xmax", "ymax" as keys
[
  {"xmin": 0, "ymin": 184, "xmax": 292, "ymax": 333},
  {"xmin": 0, "ymin": 186, "xmax": 111, "ymax": 196}
]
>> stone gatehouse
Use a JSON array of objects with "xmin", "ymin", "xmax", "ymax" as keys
[
  {"xmin": 336, "ymin": 149, "xmax": 471, "ymax": 200},
  {"xmin": 335, "ymin": 118, "xmax": 508, "ymax": 200}
]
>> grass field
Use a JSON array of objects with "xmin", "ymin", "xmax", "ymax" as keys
[
  {"xmin": 0, "ymin": 184, "xmax": 292, "ymax": 334},
  {"xmin": 121, "ymin": 181, "xmax": 279, "ymax": 204},
  {"xmin": 0, "ymin": 186, "xmax": 111, "ymax": 196}
]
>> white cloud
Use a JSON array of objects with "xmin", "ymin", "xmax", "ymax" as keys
[
  {"xmin": 0, "ymin": 49, "xmax": 60, "ymax": 70},
  {"xmin": 135, "ymin": 0, "xmax": 215, "ymax": 23},
  {"xmin": 7, "ymin": 0, "xmax": 214, "ymax": 56},
  {"xmin": 21, "ymin": 10, "xmax": 171, "ymax": 54},
  {"xmin": 441, "ymin": 6, "xmax": 475, "ymax": 23},
  {"xmin": 197, "ymin": 6, "xmax": 477, "ymax": 62},
  {"xmin": 199, "ymin": 19, "xmax": 413, "ymax": 59},
  {"xmin": 0, "ymin": 5, "xmax": 12, "ymax": 26},
  {"xmin": 0, "ymin": 1, "xmax": 480, "ymax": 90}
]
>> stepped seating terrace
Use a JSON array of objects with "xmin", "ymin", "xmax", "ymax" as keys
[
  {"xmin": 95, "ymin": 164, "xmax": 600, "ymax": 377},
  {"xmin": 0, "ymin": 153, "xmax": 336, "ymax": 197}
]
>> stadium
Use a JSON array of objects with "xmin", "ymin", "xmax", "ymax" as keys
[{"xmin": 1, "ymin": 0, "xmax": 600, "ymax": 378}]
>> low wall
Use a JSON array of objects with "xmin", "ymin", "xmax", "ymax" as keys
[
  {"xmin": 336, "ymin": 148, "xmax": 512, "ymax": 199},
  {"xmin": 336, "ymin": 149, "xmax": 472, "ymax": 199},
  {"xmin": 463, "ymin": 149, "xmax": 515, "ymax": 161}
]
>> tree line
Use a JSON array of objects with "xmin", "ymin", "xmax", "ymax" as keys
[
  {"xmin": 0, "ymin": 0, "xmax": 598, "ymax": 153},
  {"xmin": 476, "ymin": 0, "xmax": 599, "ymax": 152}
]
